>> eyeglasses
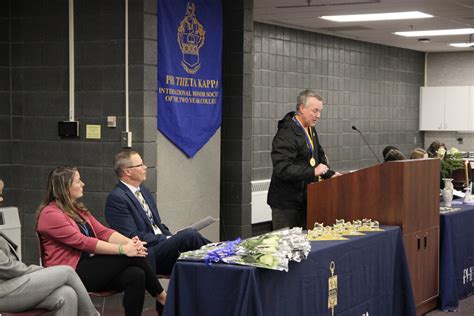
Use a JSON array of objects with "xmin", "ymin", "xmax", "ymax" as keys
[{"xmin": 126, "ymin": 163, "xmax": 145, "ymax": 169}]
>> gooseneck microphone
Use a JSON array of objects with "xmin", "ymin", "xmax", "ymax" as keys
[{"xmin": 352, "ymin": 125, "xmax": 381, "ymax": 163}]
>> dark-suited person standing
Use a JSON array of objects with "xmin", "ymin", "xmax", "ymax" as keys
[
  {"xmin": 105, "ymin": 151, "xmax": 210, "ymax": 275},
  {"xmin": 267, "ymin": 90, "xmax": 340, "ymax": 230}
]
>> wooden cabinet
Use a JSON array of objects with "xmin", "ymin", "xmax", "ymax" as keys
[
  {"xmin": 420, "ymin": 87, "xmax": 445, "ymax": 130},
  {"xmin": 445, "ymin": 87, "xmax": 470, "ymax": 130},
  {"xmin": 420, "ymin": 86, "xmax": 471, "ymax": 131},
  {"xmin": 404, "ymin": 227, "xmax": 439, "ymax": 307}
]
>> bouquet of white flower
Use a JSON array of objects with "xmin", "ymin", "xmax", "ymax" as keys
[{"xmin": 178, "ymin": 227, "xmax": 311, "ymax": 272}]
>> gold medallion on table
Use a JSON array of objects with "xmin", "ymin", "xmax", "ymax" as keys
[
  {"xmin": 310, "ymin": 157, "xmax": 316, "ymax": 167},
  {"xmin": 328, "ymin": 261, "xmax": 338, "ymax": 316}
]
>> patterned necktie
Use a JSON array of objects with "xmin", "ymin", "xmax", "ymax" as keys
[{"xmin": 135, "ymin": 190, "xmax": 162, "ymax": 235}]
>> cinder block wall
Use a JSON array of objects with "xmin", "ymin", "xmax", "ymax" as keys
[
  {"xmin": 0, "ymin": 0, "xmax": 155, "ymax": 264},
  {"xmin": 220, "ymin": 0, "xmax": 254, "ymax": 239},
  {"xmin": 0, "ymin": 2, "xmax": 9, "ymax": 178},
  {"xmin": 252, "ymin": 23, "xmax": 425, "ymax": 180}
]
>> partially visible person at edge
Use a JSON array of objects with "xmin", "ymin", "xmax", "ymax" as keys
[
  {"xmin": 0, "ymin": 231, "xmax": 98, "ymax": 316},
  {"xmin": 426, "ymin": 141, "xmax": 447, "ymax": 189},
  {"xmin": 410, "ymin": 148, "xmax": 428, "ymax": 159},
  {"xmin": 382, "ymin": 145, "xmax": 399, "ymax": 161},
  {"xmin": 36, "ymin": 166, "xmax": 166, "ymax": 316},
  {"xmin": 384, "ymin": 149, "xmax": 406, "ymax": 162},
  {"xmin": 426, "ymin": 141, "xmax": 446, "ymax": 159},
  {"xmin": 267, "ymin": 89, "xmax": 341, "ymax": 230},
  {"xmin": 105, "ymin": 151, "xmax": 210, "ymax": 276}
]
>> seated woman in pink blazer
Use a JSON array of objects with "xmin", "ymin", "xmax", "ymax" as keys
[{"xmin": 37, "ymin": 166, "xmax": 166, "ymax": 316}]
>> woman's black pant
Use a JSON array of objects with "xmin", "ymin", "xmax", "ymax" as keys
[{"xmin": 76, "ymin": 255, "xmax": 163, "ymax": 316}]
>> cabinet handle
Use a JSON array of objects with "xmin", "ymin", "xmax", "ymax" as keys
[
  {"xmin": 424, "ymin": 236, "xmax": 428, "ymax": 249},
  {"xmin": 417, "ymin": 237, "xmax": 421, "ymax": 250}
]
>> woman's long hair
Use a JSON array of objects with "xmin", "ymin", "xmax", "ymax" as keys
[
  {"xmin": 37, "ymin": 166, "xmax": 89, "ymax": 223},
  {"xmin": 427, "ymin": 141, "xmax": 446, "ymax": 158},
  {"xmin": 410, "ymin": 148, "xmax": 427, "ymax": 159}
]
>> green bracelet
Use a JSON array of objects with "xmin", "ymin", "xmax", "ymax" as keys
[{"xmin": 119, "ymin": 243, "xmax": 123, "ymax": 255}]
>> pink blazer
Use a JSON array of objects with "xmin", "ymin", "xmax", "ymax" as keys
[{"xmin": 37, "ymin": 202, "xmax": 115, "ymax": 269}]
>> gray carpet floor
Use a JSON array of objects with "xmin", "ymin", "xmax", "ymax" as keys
[
  {"xmin": 92, "ymin": 292, "xmax": 474, "ymax": 315},
  {"xmin": 426, "ymin": 295, "xmax": 474, "ymax": 316}
]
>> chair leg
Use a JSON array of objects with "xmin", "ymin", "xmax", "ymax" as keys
[{"xmin": 101, "ymin": 297, "xmax": 106, "ymax": 315}]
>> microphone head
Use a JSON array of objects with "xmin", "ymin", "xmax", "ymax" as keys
[{"xmin": 351, "ymin": 125, "xmax": 357, "ymax": 131}]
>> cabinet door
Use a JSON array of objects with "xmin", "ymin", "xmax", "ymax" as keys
[
  {"xmin": 404, "ymin": 227, "xmax": 440, "ymax": 306},
  {"xmin": 445, "ymin": 86, "xmax": 470, "ymax": 131},
  {"xmin": 404, "ymin": 232, "xmax": 424, "ymax": 304},
  {"xmin": 422, "ymin": 227, "xmax": 439, "ymax": 302},
  {"xmin": 420, "ymin": 87, "xmax": 445, "ymax": 130}
]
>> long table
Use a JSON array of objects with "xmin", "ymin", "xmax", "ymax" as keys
[
  {"xmin": 439, "ymin": 203, "xmax": 474, "ymax": 311},
  {"xmin": 163, "ymin": 226, "xmax": 415, "ymax": 316}
]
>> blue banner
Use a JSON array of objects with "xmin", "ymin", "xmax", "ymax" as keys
[{"xmin": 158, "ymin": 0, "xmax": 222, "ymax": 157}]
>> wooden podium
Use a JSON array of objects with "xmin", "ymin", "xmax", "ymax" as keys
[{"xmin": 307, "ymin": 159, "xmax": 440, "ymax": 315}]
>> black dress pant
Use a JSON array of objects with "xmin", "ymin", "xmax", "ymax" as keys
[
  {"xmin": 76, "ymin": 255, "xmax": 163, "ymax": 316},
  {"xmin": 151, "ymin": 228, "xmax": 210, "ymax": 275},
  {"xmin": 271, "ymin": 207, "xmax": 307, "ymax": 230}
]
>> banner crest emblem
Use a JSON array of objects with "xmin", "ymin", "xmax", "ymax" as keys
[{"xmin": 177, "ymin": 3, "xmax": 206, "ymax": 74}]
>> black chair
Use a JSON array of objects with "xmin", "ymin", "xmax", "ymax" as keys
[
  {"xmin": 452, "ymin": 161, "xmax": 472, "ymax": 191},
  {"xmin": 0, "ymin": 310, "xmax": 51, "ymax": 316}
]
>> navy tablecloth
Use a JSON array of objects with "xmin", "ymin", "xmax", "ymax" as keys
[
  {"xmin": 163, "ymin": 226, "xmax": 415, "ymax": 316},
  {"xmin": 440, "ymin": 203, "xmax": 474, "ymax": 311}
]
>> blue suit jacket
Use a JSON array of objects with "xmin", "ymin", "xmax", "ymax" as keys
[{"xmin": 105, "ymin": 182, "xmax": 172, "ymax": 248}]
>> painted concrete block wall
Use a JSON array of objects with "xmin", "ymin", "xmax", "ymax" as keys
[
  {"xmin": 1, "ymin": 0, "xmax": 155, "ymax": 264},
  {"xmin": 427, "ymin": 52, "xmax": 474, "ymax": 86},
  {"xmin": 220, "ymin": 0, "xmax": 254, "ymax": 239},
  {"xmin": 156, "ymin": 131, "xmax": 220, "ymax": 241}
]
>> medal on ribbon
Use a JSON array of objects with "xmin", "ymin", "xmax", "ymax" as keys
[{"xmin": 293, "ymin": 115, "xmax": 315, "ymax": 167}]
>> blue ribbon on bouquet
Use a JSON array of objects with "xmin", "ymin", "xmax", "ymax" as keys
[{"xmin": 205, "ymin": 237, "xmax": 241, "ymax": 266}]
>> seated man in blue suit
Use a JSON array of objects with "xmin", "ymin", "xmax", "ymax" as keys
[{"xmin": 105, "ymin": 151, "xmax": 210, "ymax": 275}]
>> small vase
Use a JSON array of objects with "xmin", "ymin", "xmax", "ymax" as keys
[
  {"xmin": 463, "ymin": 187, "xmax": 472, "ymax": 204},
  {"xmin": 442, "ymin": 178, "xmax": 454, "ymax": 207}
]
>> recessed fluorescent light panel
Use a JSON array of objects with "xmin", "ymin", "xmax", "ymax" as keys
[
  {"xmin": 395, "ymin": 28, "xmax": 474, "ymax": 37},
  {"xmin": 449, "ymin": 43, "xmax": 474, "ymax": 47},
  {"xmin": 320, "ymin": 11, "xmax": 432, "ymax": 22}
]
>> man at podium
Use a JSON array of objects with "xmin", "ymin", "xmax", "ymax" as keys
[{"xmin": 267, "ymin": 90, "xmax": 339, "ymax": 230}]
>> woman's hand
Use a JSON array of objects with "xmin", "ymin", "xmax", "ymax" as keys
[
  {"xmin": 131, "ymin": 236, "xmax": 148, "ymax": 253},
  {"xmin": 122, "ymin": 238, "xmax": 148, "ymax": 257}
]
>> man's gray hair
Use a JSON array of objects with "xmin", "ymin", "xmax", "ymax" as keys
[
  {"xmin": 296, "ymin": 89, "xmax": 323, "ymax": 111},
  {"xmin": 114, "ymin": 150, "xmax": 139, "ymax": 178}
]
